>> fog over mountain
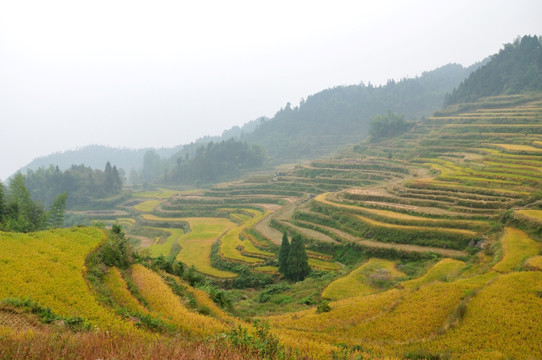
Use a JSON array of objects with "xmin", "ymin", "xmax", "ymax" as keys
[{"xmin": 1, "ymin": 0, "xmax": 541, "ymax": 181}]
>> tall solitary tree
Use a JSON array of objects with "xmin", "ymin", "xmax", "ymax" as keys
[
  {"xmin": 278, "ymin": 231, "xmax": 290, "ymax": 275},
  {"xmin": 285, "ymin": 234, "xmax": 311, "ymax": 282}
]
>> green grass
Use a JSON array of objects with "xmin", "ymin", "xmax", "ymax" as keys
[
  {"xmin": 175, "ymin": 217, "xmax": 238, "ymax": 278},
  {"xmin": 147, "ymin": 228, "xmax": 185, "ymax": 258}
]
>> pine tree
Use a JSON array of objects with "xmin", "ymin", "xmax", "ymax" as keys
[
  {"xmin": 285, "ymin": 234, "xmax": 311, "ymax": 282},
  {"xmin": 278, "ymin": 231, "xmax": 290, "ymax": 275}
]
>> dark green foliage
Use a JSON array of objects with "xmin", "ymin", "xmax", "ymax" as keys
[
  {"xmin": 23, "ymin": 162, "xmax": 123, "ymax": 209},
  {"xmin": 316, "ymin": 300, "xmax": 331, "ymax": 313},
  {"xmin": 48, "ymin": 192, "xmax": 67, "ymax": 228},
  {"xmin": 369, "ymin": 111, "xmax": 412, "ymax": 140},
  {"xmin": 0, "ymin": 181, "xmax": 6, "ymax": 225},
  {"xmin": 445, "ymin": 35, "xmax": 542, "ymax": 106},
  {"xmin": 3, "ymin": 173, "xmax": 47, "ymax": 232},
  {"xmin": 258, "ymin": 282, "xmax": 292, "ymax": 303},
  {"xmin": 246, "ymin": 63, "xmax": 479, "ymax": 163},
  {"xmin": 98, "ymin": 225, "xmax": 134, "ymax": 269},
  {"xmin": 277, "ymin": 232, "xmax": 290, "ymax": 275},
  {"xmin": 166, "ymin": 138, "xmax": 265, "ymax": 185},
  {"xmin": 134, "ymin": 254, "xmax": 186, "ymax": 278},
  {"xmin": 142, "ymin": 150, "xmax": 163, "ymax": 183},
  {"xmin": 209, "ymin": 242, "xmax": 274, "ymax": 289},
  {"xmin": 285, "ymin": 234, "xmax": 311, "ymax": 282}
]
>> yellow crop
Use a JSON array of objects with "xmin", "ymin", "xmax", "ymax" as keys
[
  {"xmin": 0, "ymin": 228, "xmax": 138, "ymax": 334},
  {"xmin": 323, "ymin": 258, "xmax": 405, "ymax": 300},
  {"xmin": 525, "ymin": 256, "xmax": 542, "ymax": 271},
  {"xmin": 516, "ymin": 209, "xmax": 542, "ymax": 224},
  {"xmin": 141, "ymin": 214, "xmax": 188, "ymax": 222},
  {"xmin": 493, "ymin": 227, "xmax": 541, "ymax": 273},
  {"xmin": 132, "ymin": 187, "xmax": 179, "ymax": 199},
  {"xmin": 134, "ymin": 200, "xmax": 161, "ymax": 212},
  {"xmin": 401, "ymin": 258, "xmax": 465, "ymax": 289},
  {"xmin": 103, "ymin": 267, "xmax": 148, "ymax": 315},
  {"xmin": 129, "ymin": 264, "xmax": 227, "ymax": 336},
  {"xmin": 355, "ymin": 214, "xmax": 477, "ymax": 236},
  {"xmin": 219, "ymin": 209, "xmax": 274, "ymax": 263},
  {"xmin": 425, "ymin": 272, "xmax": 542, "ymax": 359},
  {"xmin": 492, "ymin": 143, "xmax": 542, "ymax": 153}
]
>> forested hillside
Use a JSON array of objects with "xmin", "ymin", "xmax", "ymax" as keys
[
  {"xmin": 24, "ymin": 162, "xmax": 125, "ymax": 209},
  {"xmin": 445, "ymin": 35, "xmax": 542, "ymax": 105},
  {"xmin": 245, "ymin": 62, "xmax": 481, "ymax": 162}
]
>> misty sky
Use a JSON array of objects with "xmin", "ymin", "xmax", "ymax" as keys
[{"xmin": 1, "ymin": 0, "xmax": 541, "ymax": 181}]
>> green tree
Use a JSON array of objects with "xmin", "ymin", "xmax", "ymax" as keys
[
  {"xmin": 0, "ymin": 181, "xmax": 6, "ymax": 226},
  {"xmin": 48, "ymin": 192, "xmax": 67, "ymax": 228},
  {"xmin": 6, "ymin": 173, "xmax": 47, "ymax": 232},
  {"xmin": 285, "ymin": 234, "xmax": 311, "ymax": 282},
  {"xmin": 99, "ymin": 225, "xmax": 133, "ymax": 269},
  {"xmin": 368, "ymin": 111, "xmax": 411, "ymax": 140},
  {"xmin": 277, "ymin": 231, "xmax": 290, "ymax": 275}
]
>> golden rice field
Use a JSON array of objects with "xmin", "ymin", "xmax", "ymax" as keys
[
  {"xmin": 219, "ymin": 209, "xmax": 274, "ymax": 263},
  {"xmin": 174, "ymin": 217, "xmax": 238, "ymax": 278},
  {"xmin": 134, "ymin": 200, "xmax": 162, "ymax": 212},
  {"xmin": 516, "ymin": 209, "xmax": 542, "ymax": 224},
  {"xmin": 525, "ymin": 256, "xmax": 542, "ymax": 271},
  {"xmin": 103, "ymin": 267, "xmax": 149, "ymax": 315},
  {"xmin": 307, "ymin": 257, "xmax": 341, "ymax": 271},
  {"xmin": 129, "ymin": 264, "xmax": 228, "ymax": 336},
  {"xmin": 0, "ymin": 228, "xmax": 137, "ymax": 334},
  {"xmin": 420, "ymin": 272, "xmax": 542, "ymax": 359},
  {"xmin": 401, "ymin": 258, "xmax": 465, "ymax": 289},
  {"xmin": 492, "ymin": 227, "xmax": 541, "ymax": 273},
  {"xmin": 141, "ymin": 214, "xmax": 189, "ymax": 222},
  {"xmin": 132, "ymin": 187, "xmax": 179, "ymax": 199},
  {"xmin": 322, "ymin": 258, "xmax": 405, "ymax": 300},
  {"xmin": 355, "ymin": 214, "xmax": 477, "ymax": 237},
  {"xmin": 492, "ymin": 143, "xmax": 542, "ymax": 153},
  {"xmin": 164, "ymin": 273, "xmax": 238, "ymax": 324}
]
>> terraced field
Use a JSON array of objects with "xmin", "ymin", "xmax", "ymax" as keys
[{"xmin": 4, "ymin": 94, "xmax": 542, "ymax": 359}]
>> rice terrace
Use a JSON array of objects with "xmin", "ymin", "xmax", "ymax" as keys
[{"xmin": 1, "ymin": 32, "xmax": 542, "ymax": 360}]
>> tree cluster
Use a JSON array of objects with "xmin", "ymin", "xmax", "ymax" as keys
[
  {"xmin": 368, "ymin": 111, "xmax": 412, "ymax": 141},
  {"xmin": 445, "ymin": 35, "xmax": 542, "ymax": 106},
  {"xmin": 165, "ymin": 138, "xmax": 265, "ymax": 185},
  {"xmin": 23, "ymin": 162, "xmax": 122, "ymax": 209},
  {"xmin": 0, "ymin": 174, "xmax": 66, "ymax": 232},
  {"xmin": 245, "ymin": 63, "xmax": 479, "ymax": 163},
  {"xmin": 278, "ymin": 232, "xmax": 311, "ymax": 282}
]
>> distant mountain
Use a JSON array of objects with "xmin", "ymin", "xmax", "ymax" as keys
[
  {"xmin": 16, "ymin": 144, "xmax": 183, "ymax": 177},
  {"xmin": 244, "ymin": 63, "xmax": 482, "ymax": 163},
  {"xmin": 445, "ymin": 35, "xmax": 542, "ymax": 106}
]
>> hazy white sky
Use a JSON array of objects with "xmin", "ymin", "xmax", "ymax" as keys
[{"xmin": 1, "ymin": 0, "xmax": 541, "ymax": 181}]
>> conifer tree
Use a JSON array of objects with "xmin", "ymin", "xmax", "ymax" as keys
[
  {"xmin": 278, "ymin": 231, "xmax": 290, "ymax": 275},
  {"xmin": 285, "ymin": 234, "xmax": 311, "ymax": 281}
]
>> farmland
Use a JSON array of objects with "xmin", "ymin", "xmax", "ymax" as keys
[{"xmin": 2, "ymin": 92, "xmax": 542, "ymax": 359}]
